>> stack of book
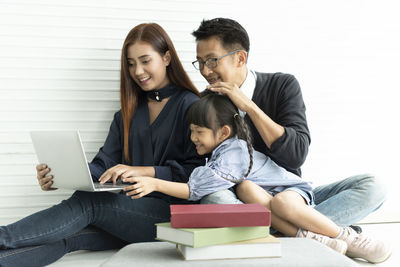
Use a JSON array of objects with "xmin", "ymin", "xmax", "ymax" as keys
[{"xmin": 156, "ymin": 203, "xmax": 281, "ymax": 260}]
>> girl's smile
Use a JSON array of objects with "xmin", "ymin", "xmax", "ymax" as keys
[{"xmin": 190, "ymin": 124, "xmax": 228, "ymax": 155}]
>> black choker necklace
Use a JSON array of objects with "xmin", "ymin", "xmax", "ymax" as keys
[{"xmin": 146, "ymin": 84, "xmax": 178, "ymax": 102}]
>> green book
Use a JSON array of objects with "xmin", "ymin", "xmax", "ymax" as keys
[{"xmin": 155, "ymin": 222, "xmax": 269, "ymax": 248}]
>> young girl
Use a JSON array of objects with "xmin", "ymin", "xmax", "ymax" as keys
[
  {"xmin": 122, "ymin": 92, "xmax": 391, "ymax": 263},
  {"xmin": 0, "ymin": 23, "xmax": 203, "ymax": 267}
]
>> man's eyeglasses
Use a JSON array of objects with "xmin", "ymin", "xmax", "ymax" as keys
[{"xmin": 192, "ymin": 50, "xmax": 241, "ymax": 70}]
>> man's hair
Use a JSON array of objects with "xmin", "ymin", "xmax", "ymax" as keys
[{"xmin": 192, "ymin": 18, "xmax": 250, "ymax": 53}]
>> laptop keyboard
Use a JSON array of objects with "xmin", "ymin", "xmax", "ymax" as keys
[{"xmin": 94, "ymin": 183, "xmax": 125, "ymax": 189}]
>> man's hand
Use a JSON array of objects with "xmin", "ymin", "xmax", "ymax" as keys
[
  {"xmin": 207, "ymin": 81, "xmax": 253, "ymax": 112},
  {"xmin": 208, "ymin": 81, "xmax": 284, "ymax": 148}
]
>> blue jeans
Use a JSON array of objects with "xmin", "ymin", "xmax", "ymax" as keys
[
  {"xmin": 0, "ymin": 191, "xmax": 170, "ymax": 267},
  {"xmin": 201, "ymin": 174, "xmax": 387, "ymax": 227}
]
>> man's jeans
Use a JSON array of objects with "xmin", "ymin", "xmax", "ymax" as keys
[
  {"xmin": 0, "ymin": 191, "xmax": 170, "ymax": 267},
  {"xmin": 201, "ymin": 174, "xmax": 387, "ymax": 227}
]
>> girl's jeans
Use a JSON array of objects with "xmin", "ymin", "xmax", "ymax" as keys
[{"xmin": 201, "ymin": 174, "xmax": 387, "ymax": 226}]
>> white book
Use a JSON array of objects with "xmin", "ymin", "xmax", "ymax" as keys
[{"xmin": 176, "ymin": 235, "xmax": 281, "ymax": 260}]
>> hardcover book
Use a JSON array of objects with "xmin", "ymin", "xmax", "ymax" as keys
[
  {"xmin": 176, "ymin": 235, "xmax": 281, "ymax": 260},
  {"xmin": 170, "ymin": 203, "xmax": 271, "ymax": 228},
  {"xmin": 156, "ymin": 222, "xmax": 269, "ymax": 248}
]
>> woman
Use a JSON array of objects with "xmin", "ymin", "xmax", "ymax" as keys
[{"xmin": 0, "ymin": 23, "xmax": 203, "ymax": 267}]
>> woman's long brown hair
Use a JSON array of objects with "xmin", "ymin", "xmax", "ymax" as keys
[{"xmin": 120, "ymin": 23, "xmax": 199, "ymax": 163}]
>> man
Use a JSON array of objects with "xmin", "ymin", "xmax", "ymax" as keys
[{"xmin": 191, "ymin": 18, "xmax": 390, "ymax": 263}]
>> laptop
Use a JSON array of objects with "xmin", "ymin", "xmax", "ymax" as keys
[{"xmin": 30, "ymin": 130, "xmax": 126, "ymax": 192}]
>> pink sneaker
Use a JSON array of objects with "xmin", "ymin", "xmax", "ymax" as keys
[
  {"xmin": 298, "ymin": 230, "xmax": 347, "ymax": 254},
  {"xmin": 339, "ymin": 227, "xmax": 392, "ymax": 263}
]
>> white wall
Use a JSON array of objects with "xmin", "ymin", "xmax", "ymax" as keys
[
  {"xmin": 1, "ymin": 0, "xmax": 399, "ymax": 225},
  {"xmin": 242, "ymin": 0, "xmax": 400, "ymax": 222}
]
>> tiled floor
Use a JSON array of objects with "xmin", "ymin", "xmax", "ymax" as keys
[{"xmin": 352, "ymin": 223, "xmax": 399, "ymax": 266}]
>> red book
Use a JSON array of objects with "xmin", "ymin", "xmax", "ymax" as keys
[{"xmin": 170, "ymin": 204, "xmax": 271, "ymax": 228}]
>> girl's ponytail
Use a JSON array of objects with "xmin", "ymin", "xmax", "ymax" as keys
[{"xmin": 234, "ymin": 113, "xmax": 253, "ymax": 178}]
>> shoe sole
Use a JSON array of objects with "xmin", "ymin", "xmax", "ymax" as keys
[
  {"xmin": 368, "ymin": 251, "xmax": 392, "ymax": 264},
  {"xmin": 347, "ymin": 250, "xmax": 392, "ymax": 263}
]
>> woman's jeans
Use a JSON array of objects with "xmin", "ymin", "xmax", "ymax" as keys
[
  {"xmin": 0, "ymin": 191, "xmax": 170, "ymax": 267},
  {"xmin": 201, "ymin": 174, "xmax": 387, "ymax": 227}
]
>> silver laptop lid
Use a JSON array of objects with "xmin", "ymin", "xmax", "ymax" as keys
[{"xmin": 30, "ymin": 130, "xmax": 95, "ymax": 191}]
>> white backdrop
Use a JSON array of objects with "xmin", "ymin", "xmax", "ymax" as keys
[
  {"xmin": 241, "ymin": 0, "xmax": 400, "ymax": 222},
  {"xmin": 0, "ymin": 0, "xmax": 399, "ymax": 224}
]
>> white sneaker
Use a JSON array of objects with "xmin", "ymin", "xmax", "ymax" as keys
[
  {"xmin": 339, "ymin": 227, "xmax": 392, "ymax": 263},
  {"xmin": 298, "ymin": 230, "xmax": 348, "ymax": 254}
]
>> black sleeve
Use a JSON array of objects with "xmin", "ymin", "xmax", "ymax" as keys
[
  {"xmin": 268, "ymin": 75, "xmax": 310, "ymax": 171},
  {"xmin": 89, "ymin": 111, "xmax": 122, "ymax": 180},
  {"xmin": 251, "ymin": 73, "xmax": 310, "ymax": 176}
]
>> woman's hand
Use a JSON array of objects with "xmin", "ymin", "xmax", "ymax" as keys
[
  {"xmin": 36, "ymin": 164, "xmax": 57, "ymax": 191},
  {"xmin": 122, "ymin": 177, "xmax": 158, "ymax": 199},
  {"xmin": 98, "ymin": 165, "xmax": 155, "ymax": 184}
]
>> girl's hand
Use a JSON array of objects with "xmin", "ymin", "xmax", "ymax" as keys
[
  {"xmin": 122, "ymin": 176, "xmax": 158, "ymax": 199},
  {"xmin": 36, "ymin": 164, "xmax": 57, "ymax": 191},
  {"xmin": 98, "ymin": 165, "xmax": 155, "ymax": 184}
]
